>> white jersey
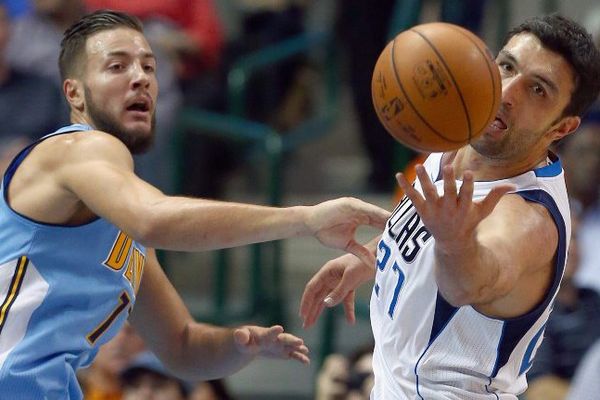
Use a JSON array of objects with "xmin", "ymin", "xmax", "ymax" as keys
[{"xmin": 370, "ymin": 152, "xmax": 571, "ymax": 400}]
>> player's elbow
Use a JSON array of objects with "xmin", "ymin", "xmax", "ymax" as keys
[{"xmin": 126, "ymin": 214, "xmax": 164, "ymax": 248}]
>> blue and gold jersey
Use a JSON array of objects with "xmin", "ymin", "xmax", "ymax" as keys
[{"xmin": 0, "ymin": 124, "xmax": 146, "ymax": 399}]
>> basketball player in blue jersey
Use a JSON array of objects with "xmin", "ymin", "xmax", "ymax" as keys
[
  {"xmin": 0, "ymin": 10, "xmax": 391, "ymax": 399},
  {"xmin": 300, "ymin": 14, "xmax": 600, "ymax": 399}
]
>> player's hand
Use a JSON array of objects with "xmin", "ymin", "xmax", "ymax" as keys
[
  {"xmin": 305, "ymin": 198, "xmax": 389, "ymax": 267},
  {"xmin": 396, "ymin": 164, "xmax": 515, "ymax": 252},
  {"xmin": 300, "ymin": 253, "xmax": 375, "ymax": 329},
  {"xmin": 233, "ymin": 325, "xmax": 310, "ymax": 365}
]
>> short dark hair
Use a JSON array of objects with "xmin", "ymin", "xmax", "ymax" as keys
[
  {"xmin": 506, "ymin": 14, "xmax": 600, "ymax": 118},
  {"xmin": 59, "ymin": 10, "xmax": 143, "ymax": 81}
]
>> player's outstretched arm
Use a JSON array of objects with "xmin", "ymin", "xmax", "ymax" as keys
[
  {"xmin": 130, "ymin": 250, "xmax": 309, "ymax": 381},
  {"xmin": 57, "ymin": 132, "xmax": 389, "ymax": 264},
  {"xmin": 396, "ymin": 164, "xmax": 558, "ymax": 317},
  {"xmin": 300, "ymin": 236, "xmax": 379, "ymax": 329}
]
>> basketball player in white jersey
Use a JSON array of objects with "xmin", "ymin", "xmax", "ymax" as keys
[{"xmin": 300, "ymin": 14, "xmax": 600, "ymax": 399}]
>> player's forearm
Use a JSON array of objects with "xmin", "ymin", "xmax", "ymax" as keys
[
  {"xmin": 166, "ymin": 322, "xmax": 253, "ymax": 381},
  {"xmin": 433, "ymin": 236, "xmax": 503, "ymax": 306},
  {"xmin": 134, "ymin": 198, "xmax": 309, "ymax": 251}
]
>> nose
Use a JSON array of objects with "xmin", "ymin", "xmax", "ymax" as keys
[
  {"xmin": 130, "ymin": 62, "xmax": 150, "ymax": 90},
  {"xmin": 500, "ymin": 75, "xmax": 522, "ymax": 110}
]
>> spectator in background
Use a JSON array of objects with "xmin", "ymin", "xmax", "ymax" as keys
[
  {"xmin": 565, "ymin": 339, "xmax": 600, "ymax": 400},
  {"xmin": 316, "ymin": 344, "xmax": 374, "ymax": 400},
  {"xmin": 120, "ymin": 352, "xmax": 193, "ymax": 400},
  {"xmin": 583, "ymin": 5, "xmax": 600, "ymax": 121},
  {"xmin": 557, "ymin": 123, "xmax": 600, "ymax": 293},
  {"xmin": 79, "ymin": 324, "xmax": 146, "ymax": 400},
  {"xmin": 0, "ymin": 1, "xmax": 67, "ymax": 172},
  {"xmin": 6, "ymin": 0, "xmax": 85, "ymax": 83},
  {"xmin": 525, "ymin": 212, "xmax": 600, "ymax": 400},
  {"xmin": 189, "ymin": 379, "xmax": 235, "ymax": 400}
]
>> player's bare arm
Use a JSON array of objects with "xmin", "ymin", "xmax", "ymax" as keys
[
  {"xmin": 9, "ymin": 130, "xmax": 388, "ymax": 265},
  {"xmin": 129, "ymin": 249, "xmax": 309, "ymax": 381},
  {"xmin": 397, "ymin": 164, "xmax": 558, "ymax": 318}
]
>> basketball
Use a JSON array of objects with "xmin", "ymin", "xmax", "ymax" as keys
[{"xmin": 371, "ymin": 22, "xmax": 501, "ymax": 152}]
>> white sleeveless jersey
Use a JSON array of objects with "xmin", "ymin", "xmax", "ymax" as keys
[{"xmin": 370, "ymin": 152, "xmax": 570, "ymax": 400}]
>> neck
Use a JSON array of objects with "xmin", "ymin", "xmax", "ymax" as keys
[
  {"xmin": 449, "ymin": 146, "xmax": 548, "ymax": 180},
  {"xmin": 70, "ymin": 112, "xmax": 95, "ymax": 129}
]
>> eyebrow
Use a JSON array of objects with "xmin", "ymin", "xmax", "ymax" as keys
[
  {"xmin": 106, "ymin": 50, "xmax": 156, "ymax": 60},
  {"xmin": 498, "ymin": 50, "xmax": 559, "ymax": 95}
]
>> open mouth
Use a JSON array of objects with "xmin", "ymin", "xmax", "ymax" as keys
[
  {"xmin": 126, "ymin": 101, "xmax": 150, "ymax": 113},
  {"xmin": 490, "ymin": 116, "xmax": 507, "ymax": 130}
]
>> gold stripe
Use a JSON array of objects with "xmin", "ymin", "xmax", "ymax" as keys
[
  {"xmin": 86, "ymin": 291, "xmax": 131, "ymax": 345},
  {"xmin": 0, "ymin": 256, "xmax": 28, "ymax": 333}
]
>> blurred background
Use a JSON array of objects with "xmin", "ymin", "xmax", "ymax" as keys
[{"xmin": 1, "ymin": 0, "xmax": 600, "ymax": 399}]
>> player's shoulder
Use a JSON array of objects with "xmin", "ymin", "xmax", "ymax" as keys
[
  {"xmin": 498, "ymin": 193, "xmax": 559, "ymax": 238},
  {"xmin": 40, "ymin": 129, "xmax": 133, "ymax": 164},
  {"xmin": 45, "ymin": 129, "xmax": 125, "ymax": 149}
]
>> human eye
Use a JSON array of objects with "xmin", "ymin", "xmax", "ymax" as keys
[
  {"xmin": 143, "ymin": 64, "xmax": 155, "ymax": 73},
  {"xmin": 108, "ymin": 63, "xmax": 125, "ymax": 72},
  {"xmin": 532, "ymin": 83, "xmax": 546, "ymax": 97},
  {"xmin": 498, "ymin": 61, "xmax": 514, "ymax": 75}
]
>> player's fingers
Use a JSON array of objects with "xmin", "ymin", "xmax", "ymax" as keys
[
  {"xmin": 351, "ymin": 198, "xmax": 391, "ymax": 229},
  {"xmin": 265, "ymin": 325, "xmax": 285, "ymax": 342},
  {"xmin": 303, "ymin": 300, "xmax": 326, "ymax": 329},
  {"xmin": 477, "ymin": 184, "xmax": 516, "ymax": 218},
  {"xmin": 324, "ymin": 276, "xmax": 354, "ymax": 308},
  {"xmin": 301, "ymin": 279, "xmax": 329, "ymax": 324},
  {"xmin": 442, "ymin": 165, "xmax": 458, "ymax": 203},
  {"xmin": 395, "ymin": 172, "xmax": 425, "ymax": 209},
  {"xmin": 458, "ymin": 170, "xmax": 474, "ymax": 211},
  {"xmin": 299, "ymin": 274, "xmax": 324, "ymax": 319},
  {"xmin": 277, "ymin": 332, "xmax": 304, "ymax": 347},
  {"xmin": 284, "ymin": 343, "xmax": 309, "ymax": 356},
  {"xmin": 415, "ymin": 164, "xmax": 439, "ymax": 202},
  {"xmin": 342, "ymin": 290, "xmax": 356, "ymax": 325},
  {"xmin": 303, "ymin": 284, "xmax": 328, "ymax": 328},
  {"xmin": 289, "ymin": 350, "xmax": 311, "ymax": 365},
  {"xmin": 233, "ymin": 328, "xmax": 251, "ymax": 347},
  {"xmin": 346, "ymin": 241, "xmax": 376, "ymax": 269}
]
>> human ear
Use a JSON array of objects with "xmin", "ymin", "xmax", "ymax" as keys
[
  {"xmin": 63, "ymin": 79, "xmax": 84, "ymax": 112},
  {"xmin": 549, "ymin": 115, "xmax": 581, "ymax": 142}
]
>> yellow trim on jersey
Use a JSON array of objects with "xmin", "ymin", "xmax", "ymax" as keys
[
  {"xmin": 134, "ymin": 250, "xmax": 145, "ymax": 294},
  {"xmin": 0, "ymin": 256, "xmax": 28, "ymax": 333}
]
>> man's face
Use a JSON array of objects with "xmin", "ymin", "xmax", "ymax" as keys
[
  {"xmin": 81, "ymin": 27, "xmax": 158, "ymax": 154},
  {"xmin": 471, "ymin": 33, "xmax": 576, "ymax": 160}
]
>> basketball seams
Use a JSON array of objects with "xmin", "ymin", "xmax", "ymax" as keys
[
  {"xmin": 390, "ymin": 35, "xmax": 467, "ymax": 145},
  {"xmin": 444, "ymin": 24, "xmax": 500, "ymax": 137},
  {"xmin": 410, "ymin": 27, "xmax": 472, "ymax": 141}
]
